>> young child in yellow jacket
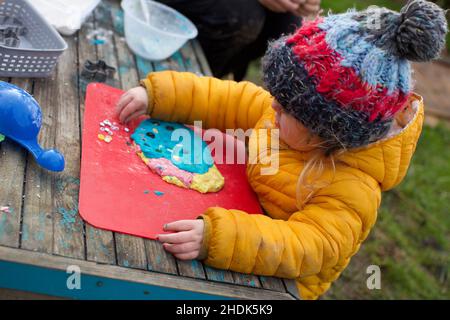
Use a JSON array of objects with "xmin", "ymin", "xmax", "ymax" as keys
[{"xmin": 116, "ymin": 0, "xmax": 448, "ymax": 299}]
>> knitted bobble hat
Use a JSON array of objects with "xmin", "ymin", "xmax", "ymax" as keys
[{"xmin": 262, "ymin": 0, "xmax": 448, "ymax": 149}]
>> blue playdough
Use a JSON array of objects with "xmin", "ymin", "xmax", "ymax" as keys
[{"xmin": 131, "ymin": 119, "xmax": 213, "ymax": 174}]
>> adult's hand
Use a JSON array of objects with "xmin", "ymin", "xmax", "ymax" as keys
[
  {"xmin": 258, "ymin": 0, "xmax": 304, "ymax": 13},
  {"xmin": 297, "ymin": 0, "xmax": 322, "ymax": 19}
]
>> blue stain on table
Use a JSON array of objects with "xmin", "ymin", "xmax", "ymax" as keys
[
  {"xmin": 136, "ymin": 56, "xmax": 153, "ymax": 76},
  {"xmin": 91, "ymin": 39, "xmax": 106, "ymax": 45},
  {"xmin": 56, "ymin": 176, "xmax": 80, "ymax": 193},
  {"xmin": 247, "ymin": 279, "xmax": 257, "ymax": 287},
  {"xmin": 154, "ymin": 191, "xmax": 164, "ymax": 196},
  {"xmin": 21, "ymin": 224, "xmax": 29, "ymax": 242},
  {"xmin": 131, "ymin": 119, "xmax": 213, "ymax": 174},
  {"xmin": 118, "ymin": 66, "xmax": 130, "ymax": 76},
  {"xmin": 89, "ymin": 228, "xmax": 111, "ymax": 256},
  {"xmin": 112, "ymin": 8, "xmax": 125, "ymax": 36},
  {"xmin": 58, "ymin": 206, "xmax": 79, "ymax": 232},
  {"xmin": 0, "ymin": 207, "xmax": 13, "ymax": 238},
  {"xmin": 35, "ymin": 231, "xmax": 45, "ymax": 241},
  {"xmin": 172, "ymin": 51, "xmax": 186, "ymax": 69}
]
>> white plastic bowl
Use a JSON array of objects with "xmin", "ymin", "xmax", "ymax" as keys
[{"xmin": 121, "ymin": 0, "xmax": 198, "ymax": 61}]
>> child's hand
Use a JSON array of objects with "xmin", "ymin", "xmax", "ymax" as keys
[
  {"xmin": 157, "ymin": 220, "xmax": 205, "ymax": 260},
  {"xmin": 115, "ymin": 86, "xmax": 149, "ymax": 124}
]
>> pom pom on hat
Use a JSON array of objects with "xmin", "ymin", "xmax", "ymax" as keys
[
  {"xmin": 357, "ymin": 0, "xmax": 449, "ymax": 61},
  {"xmin": 395, "ymin": 0, "xmax": 448, "ymax": 61}
]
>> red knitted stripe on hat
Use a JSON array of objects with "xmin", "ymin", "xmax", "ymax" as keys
[{"xmin": 287, "ymin": 19, "xmax": 410, "ymax": 121}]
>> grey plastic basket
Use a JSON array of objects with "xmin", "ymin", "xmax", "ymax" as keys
[{"xmin": 0, "ymin": 0, "xmax": 68, "ymax": 78}]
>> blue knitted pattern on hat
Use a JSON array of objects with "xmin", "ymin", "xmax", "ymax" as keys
[{"xmin": 318, "ymin": 12, "xmax": 412, "ymax": 94}]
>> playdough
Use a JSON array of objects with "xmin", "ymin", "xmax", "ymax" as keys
[{"xmin": 131, "ymin": 119, "xmax": 224, "ymax": 193}]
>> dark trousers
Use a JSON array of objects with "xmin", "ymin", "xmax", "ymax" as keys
[{"xmin": 158, "ymin": 0, "xmax": 302, "ymax": 80}]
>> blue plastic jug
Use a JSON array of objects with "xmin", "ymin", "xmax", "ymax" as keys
[{"xmin": 0, "ymin": 81, "xmax": 65, "ymax": 172}]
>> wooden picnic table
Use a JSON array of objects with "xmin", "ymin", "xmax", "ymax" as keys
[{"xmin": 0, "ymin": 0, "xmax": 298, "ymax": 300}]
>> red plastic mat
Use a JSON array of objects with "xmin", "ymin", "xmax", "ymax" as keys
[{"xmin": 79, "ymin": 83, "xmax": 263, "ymax": 239}]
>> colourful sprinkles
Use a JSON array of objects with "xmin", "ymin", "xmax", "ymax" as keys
[
  {"xmin": 97, "ymin": 119, "xmax": 131, "ymax": 145},
  {"xmin": 98, "ymin": 118, "xmax": 118, "ymax": 144}
]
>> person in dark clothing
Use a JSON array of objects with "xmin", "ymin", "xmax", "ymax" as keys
[{"xmin": 158, "ymin": 0, "xmax": 321, "ymax": 80}]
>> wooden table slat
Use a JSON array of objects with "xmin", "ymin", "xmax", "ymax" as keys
[
  {"xmin": 0, "ymin": 78, "xmax": 28, "ymax": 248},
  {"xmin": 283, "ymin": 279, "xmax": 301, "ymax": 299},
  {"xmin": 231, "ymin": 272, "xmax": 262, "ymax": 288},
  {"xmin": 49, "ymin": 36, "xmax": 85, "ymax": 259},
  {"xmin": 144, "ymin": 239, "xmax": 178, "ymax": 275},
  {"xmin": 18, "ymin": 77, "xmax": 56, "ymax": 254},
  {"xmin": 132, "ymin": 52, "xmax": 180, "ymax": 275},
  {"xmin": 93, "ymin": 1, "xmax": 148, "ymax": 269},
  {"xmin": 191, "ymin": 40, "xmax": 213, "ymax": 76},
  {"xmin": 204, "ymin": 266, "xmax": 235, "ymax": 284},
  {"xmin": 259, "ymin": 276, "xmax": 287, "ymax": 292},
  {"xmin": 1, "ymin": 245, "xmax": 295, "ymax": 300},
  {"xmin": 78, "ymin": 12, "xmax": 117, "ymax": 266},
  {"xmin": 179, "ymin": 42, "xmax": 203, "ymax": 76}
]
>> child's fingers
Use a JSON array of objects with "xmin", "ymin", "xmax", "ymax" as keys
[
  {"xmin": 119, "ymin": 100, "xmax": 141, "ymax": 123},
  {"xmin": 163, "ymin": 242, "xmax": 198, "ymax": 254},
  {"xmin": 174, "ymin": 251, "xmax": 199, "ymax": 261},
  {"xmin": 157, "ymin": 231, "xmax": 196, "ymax": 244},
  {"xmin": 124, "ymin": 109, "xmax": 146, "ymax": 124},
  {"xmin": 116, "ymin": 93, "xmax": 132, "ymax": 114},
  {"xmin": 164, "ymin": 220, "xmax": 196, "ymax": 232}
]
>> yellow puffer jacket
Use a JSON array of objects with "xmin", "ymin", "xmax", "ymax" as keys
[{"xmin": 141, "ymin": 71, "xmax": 424, "ymax": 300}]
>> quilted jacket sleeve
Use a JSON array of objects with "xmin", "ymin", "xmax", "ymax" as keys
[
  {"xmin": 197, "ymin": 177, "xmax": 381, "ymax": 280},
  {"xmin": 141, "ymin": 71, "xmax": 272, "ymax": 131}
]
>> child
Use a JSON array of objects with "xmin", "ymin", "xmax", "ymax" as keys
[{"xmin": 116, "ymin": 0, "xmax": 447, "ymax": 299}]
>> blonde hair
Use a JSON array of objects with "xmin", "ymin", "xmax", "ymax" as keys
[
  {"xmin": 261, "ymin": 118, "xmax": 346, "ymax": 210},
  {"xmin": 295, "ymin": 144, "xmax": 345, "ymax": 210}
]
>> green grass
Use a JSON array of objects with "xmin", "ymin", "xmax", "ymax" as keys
[{"xmin": 321, "ymin": 0, "xmax": 402, "ymax": 12}]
